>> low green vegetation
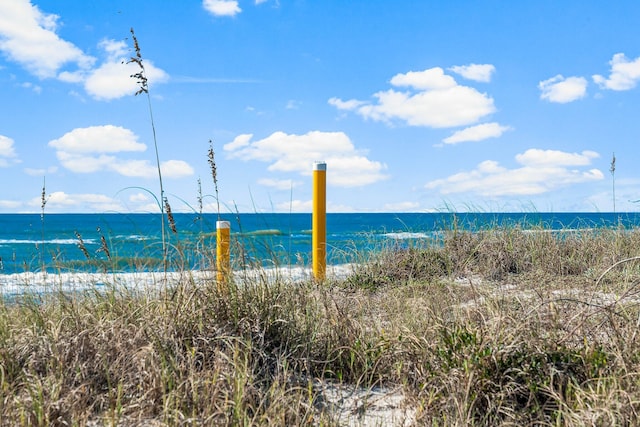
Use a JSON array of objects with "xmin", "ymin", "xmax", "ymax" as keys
[{"xmin": 2, "ymin": 226, "xmax": 640, "ymax": 425}]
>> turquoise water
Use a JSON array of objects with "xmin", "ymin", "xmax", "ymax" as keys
[{"xmin": 0, "ymin": 212, "xmax": 638, "ymax": 274}]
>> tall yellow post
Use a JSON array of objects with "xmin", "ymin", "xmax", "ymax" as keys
[
  {"xmin": 216, "ymin": 220, "xmax": 231, "ymax": 287},
  {"xmin": 312, "ymin": 161, "xmax": 326, "ymax": 281}
]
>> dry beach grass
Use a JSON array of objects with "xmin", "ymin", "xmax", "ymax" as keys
[{"xmin": 2, "ymin": 226, "xmax": 640, "ymax": 425}]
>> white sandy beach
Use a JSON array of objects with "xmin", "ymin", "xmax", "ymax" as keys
[{"xmin": 0, "ymin": 264, "xmax": 358, "ymax": 297}]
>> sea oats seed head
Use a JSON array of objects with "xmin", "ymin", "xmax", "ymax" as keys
[
  {"xmin": 74, "ymin": 231, "xmax": 91, "ymax": 260},
  {"xmin": 164, "ymin": 197, "xmax": 177, "ymax": 234},
  {"xmin": 208, "ymin": 139, "xmax": 221, "ymax": 217},
  {"xmin": 610, "ymin": 153, "xmax": 616, "ymax": 175},
  {"xmin": 197, "ymin": 177, "xmax": 203, "ymax": 215},
  {"xmin": 128, "ymin": 28, "xmax": 148, "ymax": 96}
]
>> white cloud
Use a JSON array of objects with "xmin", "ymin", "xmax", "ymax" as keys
[
  {"xmin": 425, "ymin": 149, "xmax": 603, "ymax": 196},
  {"xmin": 20, "ymin": 81, "xmax": 42, "ymax": 93},
  {"xmin": 55, "ymin": 152, "xmax": 116, "ymax": 173},
  {"xmin": 83, "ymin": 39, "xmax": 169, "ymax": 100},
  {"xmin": 109, "ymin": 159, "xmax": 194, "ymax": 179},
  {"xmin": 0, "ymin": 200, "xmax": 21, "ymax": 210},
  {"xmin": 47, "ymin": 191, "xmax": 113, "ymax": 206},
  {"xmin": 49, "ymin": 125, "xmax": 146, "ymax": 153},
  {"xmin": 158, "ymin": 160, "xmax": 195, "ymax": 178},
  {"xmin": 129, "ymin": 192, "xmax": 150, "ymax": 203},
  {"xmin": 328, "ymin": 97, "xmax": 367, "ymax": 110},
  {"xmin": 443, "ymin": 122, "xmax": 511, "ymax": 145},
  {"xmin": 382, "ymin": 201, "xmax": 421, "ymax": 212},
  {"xmin": 390, "ymin": 68, "xmax": 457, "ymax": 90},
  {"xmin": 448, "ymin": 64, "xmax": 496, "ymax": 82},
  {"xmin": 275, "ymin": 199, "xmax": 312, "ymax": 212},
  {"xmin": 0, "ymin": 134, "xmax": 18, "ymax": 167},
  {"xmin": 24, "ymin": 166, "xmax": 58, "ymax": 176},
  {"xmin": 593, "ymin": 53, "xmax": 640, "ymax": 91},
  {"xmin": 83, "ymin": 62, "xmax": 137, "ymax": 100},
  {"xmin": 0, "ymin": 2, "xmax": 168, "ymax": 100},
  {"xmin": 515, "ymin": 149, "xmax": 599, "ymax": 167},
  {"xmin": 258, "ymin": 178, "xmax": 302, "ymax": 190},
  {"xmin": 224, "ymin": 131, "xmax": 388, "ymax": 187},
  {"xmin": 31, "ymin": 191, "xmax": 124, "ymax": 212},
  {"xmin": 107, "ymin": 159, "xmax": 157, "ymax": 177},
  {"xmin": 331, "ymin": 67, "xmax": 495, "ymax": 128},
  {"xmin": 286, "ymin": 100, "xmax": 301, "ymax": 110},
  {"xmin": 49, "ymin": 125, "xmax": 194, "ymax": 178},
  {"xmin": 0, "ymin": 135, "xmax": 17, "ymax": 158},
  {"xmin": 99, "ymin": 39, "xmax": 128, "ymax": 60},
  {"xmin": 203, "ymin": 0, "xmax": 241, "ymax": 17},
  {"xmin": 0, "ymin": 0, "xmax": 95, "ymax": 78},
  {"xmin": 274, "ymin": 199, "xmax": 353, "ymax": 213},
  {"xmin": 223, "ymin": 133, "xmax": 252, "ymax": 151},
  {"xmin": 539, "ymin": 75, "xmax": 588, "ymax": 103}
]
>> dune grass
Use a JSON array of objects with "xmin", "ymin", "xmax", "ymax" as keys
[{"xmin": 2, "ymin": 225, "xmax": 640, "ymax": 425}]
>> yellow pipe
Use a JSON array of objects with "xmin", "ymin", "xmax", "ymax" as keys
[
  {"xmin": 216, "ymin": 220, "xmax": 230, "ymax": 287},
  {"xmin": 312, "ymin": 161, "xmax": 326, "ymax": 281}
]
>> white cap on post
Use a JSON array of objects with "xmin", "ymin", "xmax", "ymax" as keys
[{"xmin": 216, "ymin": 221, "xmax": 230, "ymax": 229}]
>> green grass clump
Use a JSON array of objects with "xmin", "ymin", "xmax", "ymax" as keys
[{"xmin": 2, "ymin": 226, "xmax": 640, "ymax": 425}]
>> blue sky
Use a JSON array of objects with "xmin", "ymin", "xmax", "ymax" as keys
[{"xmin": 1, "ymin": 0, "xmax": 640, "ymax": 213}]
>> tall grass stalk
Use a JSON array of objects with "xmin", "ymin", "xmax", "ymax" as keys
[
  {"xmin": 39, "ymin": 178, "xmax": 47, "ymax": 273},
  {"xmin": 197, "ymin": 177, "xmax": 203, "ymax": 225},
  {"xmin": 129, "ymin": 27, "xmax": 167, "ymax": 262},
  {"xmin": 610, "ymin": 152, "xmax": 616, "ymax": 213},
  {"xmin": 208, "ymin": 140, "xmax": 220, "ymax": 220}
]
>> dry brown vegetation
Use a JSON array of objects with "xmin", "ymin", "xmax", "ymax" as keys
[{"xmin": 2, "ymin": 226, "xmax": 640, "ymax": 425}]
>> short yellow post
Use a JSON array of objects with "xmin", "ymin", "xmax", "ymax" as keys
[
  {"xmin": 312, "ymin": 161, "xmax": 326, "ymax": 281},
  {"xmin": 216, "ymin": 220, "xmax": 230, "ymax": 286}
]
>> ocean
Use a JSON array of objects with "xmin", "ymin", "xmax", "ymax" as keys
[{"xmin": 1, "ymin": 212, "xmax": 638, "ymax": 276}]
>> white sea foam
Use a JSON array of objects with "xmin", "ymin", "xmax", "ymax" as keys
[
  {"xmin": 0, "ymin": 264, "xmax": 357, "ymax": 297},
  {"xmin": 0, "ymin": 238, "xmax": 97, "ymax": 245},
  {"xmin": 116, "ymin": 234, "xmax": 149, "ymax": 241},
  {"xmin": 383, "ymin": 232, "xmax": 430, "ymax": 239}
]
